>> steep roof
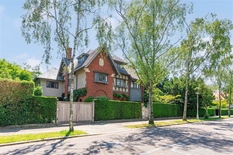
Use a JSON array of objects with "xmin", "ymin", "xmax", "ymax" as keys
[
  {"xmin": 37, "ymin": 67, "xmax": 60, "ymax": 80},
  {"xmin": 112, "ymin": 54, "xmax": 126, "ymax": 64},
  {"xmin": 124, "ymin": 66, "xmax": 139, "ymax": 80},
  {"xmin": 74, "ymin": 49, "xmax": 120, "ymax": 75}
]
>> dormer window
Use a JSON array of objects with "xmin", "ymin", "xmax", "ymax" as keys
[
  {"xmin": 115, "ymin": 63, "xmax": 122, "ymax": 68},
  {"xmin": 77, "ymin": 54, "xmax": 88, "ymax": 68}
]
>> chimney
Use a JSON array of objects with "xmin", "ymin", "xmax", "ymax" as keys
[{"xmin": 66, "ymin": 48, "xmax": 72, "ymax": 60}]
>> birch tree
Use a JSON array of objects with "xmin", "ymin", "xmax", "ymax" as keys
[
  {"xmin": 111, "ymin": 0, "xmax": 191, "ymax": 124},
  {"xmin": 203, "ymin": 18, "xmax": 233, "ymax": 118},
  {"xmin": 21, "ymin": 0, "xmax": 112, "ymax": 131}
]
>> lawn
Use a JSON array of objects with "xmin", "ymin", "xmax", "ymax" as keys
[
  {"xmin": 124, "ymin": 116, "xmax": 231, "ymax": 128},
  {"xmin": 0, "ymin": 130, "xmax": 87, "ymax": 144}
]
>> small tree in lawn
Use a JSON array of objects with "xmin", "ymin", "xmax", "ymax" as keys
[{"xmin": 21, "ymin": 0, "xmax": 112, "ymax": 131}]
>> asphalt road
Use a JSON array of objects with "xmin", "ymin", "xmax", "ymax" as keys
[{"xmin": 1, "ymin": 118, "xmax": 233, "ymax": 155}]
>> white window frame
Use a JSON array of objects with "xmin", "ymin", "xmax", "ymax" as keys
[{"xmin": 94, "ymin": 72, "xmax": 108, "ymax": 84}]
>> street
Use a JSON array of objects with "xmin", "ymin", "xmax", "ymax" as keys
[{"xmin": 1, "ymin": 118, "xmax": 233, "ymax": 155}]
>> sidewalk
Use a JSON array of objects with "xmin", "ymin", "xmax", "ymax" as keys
[{"xmin": 0, "ymin": 118, "xmax": 182, "ymax": 136}]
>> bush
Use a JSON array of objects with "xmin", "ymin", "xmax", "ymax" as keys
[
  {"xmin": 204, "ymin": 113, "xmax": 209, "ymax": 119},
  {"xmin": 34, "ymin": 86, "xmax": 43, "ymax": 96},
  {"xmin": 65, "ymin": 88, "xmax": 87, "ymax": 101},
  {"xmin": 0, "ymin": 79, "xmax": 34, "ymax": 105},
  {"xmin": 0, "ymin": 96, "xmax": 57, "ymax": 127},
  {"xmin": 153, "ymin": 103, "xmax": 183, "ymax": 118},
  {"xmin": 207, "ymin": 108, "xmax": 215, "ymax": 116},
  {"xmin": 113, "ymin": 93, "xmax": 129, "ymax": 101},
  {"xmin": 84, "ymin": 96, "xmax": 96, "ymax": 102},
  {"xmin": 94, "ymin": 100, "xmax": 142, "ymax": 121}
]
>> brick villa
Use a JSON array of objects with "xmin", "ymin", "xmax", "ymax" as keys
[{"xmin": 35, "ymin": 48, "xmax": 143, "ymax": 101}]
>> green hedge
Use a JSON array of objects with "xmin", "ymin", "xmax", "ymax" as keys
[
  {"xmin": 0, "ymin": 79, "xmax": 34, "ymax": 105},
  {"xmin": 153, "ymin": 103, "xmax": 183, "ymax": 118},
  {"xmin": 221, "ymin": 109, "xmax": 233, "ymax": 115},
  {"xmin": 94, "ymin": 100, "xmax": 142, "ymax": 121},
  {"xmin": 0, "ymin": 96, "xmax": 57, "ymax": 127}
]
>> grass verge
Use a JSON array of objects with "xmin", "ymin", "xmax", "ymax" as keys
[
  {"xmin": 124, "ymin": 116, "xmax": 231, "ymax": 128},
  {"xmin": 0, "ymin": 130, "xmax": 87, "ymax": 144}
]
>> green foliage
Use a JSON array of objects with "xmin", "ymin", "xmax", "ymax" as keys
[
  {"xmin": 113, "ymin": 93, "xmax": 130, "ymax": 101},
  {"xmin": 212, "ymin": 100, "xmax": 228, "ymax": 108},
  {"xmin": 0, "ymin": 79, "xmax": 34, "ymax": 105},
  {"xmin": 158, "ymin": 77, "xmax": 214, "ymax": 108},
  {"xmin": 0, "ymin": 96, "xmax": 57, "ymax": 127},
  {"xmin": 65, "ymin": 88, "xmax": 87, "ymax": 101},
  {"xmin": 0, "ymin": 59, "xmax": 33, "ymax": 81},
  {"xmin": 153, "ymin": 103, "xmax": 183, "ymax": 118},
  {"xmin": 207, "ymin": 108, "xmax": 215, "ymax": 116},
  {"xmin": 34, "ymin": 86, "xmax": 43, "ymax": 96},
  {"xmin": 84, "ymin": 96, "xmax": 96, "ymax": 102},
  {"xmin": 94, "ymin": 100, "xmax": 142, "ymax": 121},
  {"xmin": 158, "ymin": 95, "xmax": 182, "ymax": 104},
  {"xmin": 204, "ymin": 113, "xmax": 210, "ymax": 119}
]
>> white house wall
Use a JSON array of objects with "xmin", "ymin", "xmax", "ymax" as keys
[
  {"xmin": 75, "ymin": 69, "xmax": 86, "ymax": 89},
  {"xmin": 40, "ymin": 79, "xmax": 64, "ymax": 97}
]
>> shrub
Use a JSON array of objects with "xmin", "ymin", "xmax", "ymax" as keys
[
  {"xmin": 84, "ymin": 96, "xmax": 96, "ymax": 102},
  {"xmin": 0, "ymin": 79, "xmax": 34, "ymax": 105},
  {"xmin": 204, "ymin": 113, "xmax": 209, "ymax": 119},
  {"xmin": 34, "ymin": 86, "xmax": 43, "ymax": 96},
  {"xmin": 113, "ymin": 93, "xmax": 129, "ymax": 101},
  {"xmin": 0, "ymin": 96, "xmax": 57, "ymax": 127},
  {"xmin": 94, "ymin": 100, "xmax": 142, "ymax": 121},
  {"xmin": 65, "ymin": 88, "xmax": 87, "ymax": 101},
  {"xmin": 153, "ymin": 103, "xmax": 183, "ymax": 118}
]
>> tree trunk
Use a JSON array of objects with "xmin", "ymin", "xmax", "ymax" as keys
[
  {"xmin": 218, "ymin": 84, "xmax": 222, "ymax": 119},
  {"xmin": 228, "ymin": 88, "xmax": 231, "ymax": 117},
  {"xmin": 228, "ymin": 73, "xmax": 232, "ymax": 117},
  {"xmin": 148, "ymin": 82, "xmax": 154, "ymax": 124},
  {"xmin": 69, "ymin": 57, "xmax": 74, "ymax": 132},
  {"xmin": 183, "ymin": 52, "xmax": 191, "ymax": 121}
]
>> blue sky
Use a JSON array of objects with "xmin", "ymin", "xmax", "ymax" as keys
[{"xmin": 0, "ymin": 0, "xmax": 233, "ymax": 72}]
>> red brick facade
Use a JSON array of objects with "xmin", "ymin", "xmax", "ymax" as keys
[{"xmin": 81, "ymin": 52, "xmax": 117, "ymax": 100}]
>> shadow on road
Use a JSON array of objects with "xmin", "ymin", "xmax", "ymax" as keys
[{"xmin": 82, "ymin": 121, "xmax": 233, "ymax": 155}]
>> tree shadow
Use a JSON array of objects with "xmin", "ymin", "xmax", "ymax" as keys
[{"xmin": 82, "ymin": 123, "xmax": 233, "ymax": 154}]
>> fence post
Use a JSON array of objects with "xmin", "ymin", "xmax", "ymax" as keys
[{"xmin": 92, "ymin": 101, "xmax": 95, "ymax": 123}]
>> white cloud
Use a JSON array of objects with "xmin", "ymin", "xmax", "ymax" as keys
[{"xmin": 26, "ymin": 57, "xmax": 40, "ymax": 68}]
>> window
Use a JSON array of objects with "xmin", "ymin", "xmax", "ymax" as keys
[
  {"xmin": 116, "ymin": 79, "xmax": 126, "ymax": 87},
  {"xmin": 131, "ymin": 81, "xmax": 140, "ymax": 88},
  {"xmin": 46, "ymin": 81, "xmax": 59, "ymax": 89},
  {"xmin": 94, "ymin": 72, "xmax": 108, "ymax": 84}
]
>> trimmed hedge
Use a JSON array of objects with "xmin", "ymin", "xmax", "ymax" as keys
[
  {"xmin": 0, "ymin": 79, "xmax": 34, "ymax": 105},
  {"xmin": 94, "ymin": 100, "xmax": 142, "ymax": 121},
  {"xmin": 153, "ymin": 103, "xmax": 183, "ymax": 118},
  {"xmin": 0, "ymin": 96, "xmax": 57, "ymax": 127}
]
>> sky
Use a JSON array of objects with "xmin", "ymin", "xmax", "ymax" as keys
[{"xmin": 0, "ymin": 0, "xmax": 233, "ymax": 73}]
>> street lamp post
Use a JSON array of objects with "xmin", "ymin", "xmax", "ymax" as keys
[{"xmin": 196, "ymin": 92, "xmax": 199, "ymax": 119}]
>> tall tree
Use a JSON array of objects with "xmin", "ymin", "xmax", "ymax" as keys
[
  {"xmin": 21, "ymin": 0, "xmax": 111, "ymax": 131},
  {"xmin": 173, "ymin": 18, "xmax": 207, "ymax": 121},
  {"xmin": 203, "ymin": 18, "xmax": 233, "ymax": 118},
  {"xmin": 111, "ymin": 0, "xmax": 191, "ymax": 124}
]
